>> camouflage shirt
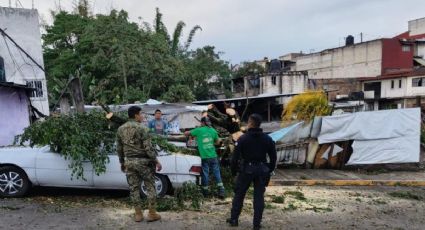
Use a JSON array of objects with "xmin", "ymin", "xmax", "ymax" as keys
[{"xmin": 116, "ymin": 119, "xmax": 157, "ymax": 164}]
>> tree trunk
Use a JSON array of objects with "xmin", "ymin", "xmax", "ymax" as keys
[
  {"xmin": 59, "ymin": 96, "xmax": 71, "ymax": 115},
  {"xmin": 69, "ymin": 77, "xmax": 85, "ymax": 113}
]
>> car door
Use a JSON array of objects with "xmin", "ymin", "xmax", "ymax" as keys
[
  {"xmin": 35, "ymin": 146, "xmax": 93, "ymax": 187},
  {"xmin": 93, "ymin": 149, "xmax": 177, "ymax": 189},
  {"xmin": 92, "ymin": 153, "xmax": 128, "ymax": 189}
]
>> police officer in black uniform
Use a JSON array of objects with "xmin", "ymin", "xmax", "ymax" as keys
[{"xmin": 227, "ymin": 114, "xmax": 277, "ymax": 230}]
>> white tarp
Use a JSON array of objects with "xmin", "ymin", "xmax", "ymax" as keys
[{"xmin": 318, "ymin": 108, "xmax": 420, "ymax": 165}]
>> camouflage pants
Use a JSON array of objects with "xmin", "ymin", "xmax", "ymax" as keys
[
  {"xmin": 224, "ymin": 136, "xmax": 235, "ymax": 158},
  {"xmin": 125, "ymin": 158, "xmax": 156, "ymax": 209}
]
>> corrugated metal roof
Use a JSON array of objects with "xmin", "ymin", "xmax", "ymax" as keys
[
  {"xmin": 192, "ymin": 92, "xmax": 300, "ymax": 104},
  {"xmin": 414, "ymin": 58, "xmax": 425, "ymax": 66}
]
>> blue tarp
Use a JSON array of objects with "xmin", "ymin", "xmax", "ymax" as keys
[{"xmin": 268, "ymin": 122, "xmax": 303, "ymax": 142}]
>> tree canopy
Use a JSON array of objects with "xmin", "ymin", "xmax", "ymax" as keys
[{"xmin": 43, "ymin": 2, "xmax": 231, "ymax": 106}]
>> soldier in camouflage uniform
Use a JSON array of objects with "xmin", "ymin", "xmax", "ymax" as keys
[{"xmin": 116, "ymin": 106, "xmax": 162, "ymax": 222}]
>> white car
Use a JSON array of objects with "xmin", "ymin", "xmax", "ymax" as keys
[{"xmin": 0, "ymin": 145, "xmax": 201, "ymax": 198}]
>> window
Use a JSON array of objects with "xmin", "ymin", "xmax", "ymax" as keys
[
  {"xmin": 26, "ymin": 80, "xmax": 44, "ymax": 98},
  {"xmin": 391, "ymin": 80, "xmax": 394, "ymax": 89},
  {"xmin": 271, "ymin": 76, "xmax": 277, "ymax": 85},
  {"xmin": 399, "ymin": 79, "xmax": 402, "ymax": 88},
  {"xmin": 412, "ymin": 77, "xmax": 424, "ymax": 87},
  {"xmin": 402, "ymin": 45, "xmax": 411, "ymax": 52},
  {"xmin": 0, "ymin": 56, "xmax": 5, "ymax": 82}
]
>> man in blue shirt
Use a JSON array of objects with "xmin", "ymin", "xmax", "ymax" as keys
[{"xmin": 148, "ymin": 109, "xmax": 169, "ymax": 135}]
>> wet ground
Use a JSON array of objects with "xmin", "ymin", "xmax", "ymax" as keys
[{"xmin": 1, "ymin": 186, "xmax": 425, "ymax": 229}]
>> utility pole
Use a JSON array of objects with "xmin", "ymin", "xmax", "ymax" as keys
[{"xmin": 360, "ymin": 32, "xmax": 363, "ymax": 43}]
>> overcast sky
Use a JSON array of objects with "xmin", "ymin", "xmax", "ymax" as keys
[{"xmin": 1, "ymin": 0, "xmax": 425, "ymax": 64}]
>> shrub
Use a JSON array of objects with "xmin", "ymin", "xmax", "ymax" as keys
[{"xmin": 282, "ymin": 91, "xmax": 331, "ymax": 122}]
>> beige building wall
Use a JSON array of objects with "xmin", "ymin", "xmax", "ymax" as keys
[
  {"xmin": 409, "ymin": 17, "xmax": 425, "ymax": 36},
  {"xmin": 0, "ymin": 7, "xmax": 49, "ymax": 116},
  {"xmin": 295, "ymin": 40, "xmax": 383, "ymax": 79},
  {"xmin": 259, "ymin": 74, "xmax": 308, "ymax": 95},
  {"xmin": 407, "ymin": 75, "xmax": 425, "ymax": 97},
  {"xmin": 379, "ymin": 78, "xmax": 407, "ymax": 98},
  {"xmin": 363, "ymin": 76, "xmax": 425, "ymax": 99}
]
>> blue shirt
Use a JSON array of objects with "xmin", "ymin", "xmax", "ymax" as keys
[{"xmin": 148, "ymin": 119, "xmax": 169, "ymax": 135}]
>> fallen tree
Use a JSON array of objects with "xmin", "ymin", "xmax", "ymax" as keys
[{"xmin": 18, "ymin": 111, "xmax": 195, "ymax": 179}]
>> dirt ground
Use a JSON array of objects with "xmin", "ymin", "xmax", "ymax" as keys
[{"xmin": 1, "ymin": 186, "xmax": 425, "ymax": 230}]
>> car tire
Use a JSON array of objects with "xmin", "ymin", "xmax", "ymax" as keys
[
  {"xmin": 0, "ymin": 166, "xmax": 30, "ymax": 197},
  {"xmin": 141, "ymin": 174, "xmax": 169, "ymax": 198}
]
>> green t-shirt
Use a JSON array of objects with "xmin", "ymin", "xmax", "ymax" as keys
[{"xmin": 190, "ymin": 126, "xmax": 218, "ymax": 159}]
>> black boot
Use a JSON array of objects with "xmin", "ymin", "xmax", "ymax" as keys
[
  {"xmin": 217, "ymin": 187, "xmax": 225, "ymax": 200},
  {"xmin": 202, "ymin": 188, "xmax": 209, "ymax": 198},
  {"xmin": 226, "ymin": 218, "xmax": 238, "ymax": 227}
]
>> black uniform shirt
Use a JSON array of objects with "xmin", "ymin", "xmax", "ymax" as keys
[{"xmin": 231, "ymin": 127, "xmax": 277, "ymax": 173}]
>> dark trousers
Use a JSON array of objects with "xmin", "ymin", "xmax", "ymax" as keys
[{"xmin": 230, "ymin": 163, "xmax": 269, "ymax": 227}]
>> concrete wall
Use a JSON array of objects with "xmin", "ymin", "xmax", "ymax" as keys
[
  {"xmin": 311, "ymin": 78, "xmax": 361, "ymax": 101},
  {"xmin": 363, "ymin": 76, "xmax": 425, "ymax": 99},
  {"xmin": 379, "ymin": 78, "xmax": 406, "ymax": 98},
  {"xmin": 409, "ymin": 17, "xmax": 425, "ymax": 36},
  {"xmin": 295, "ymin": 40, "xmax": 383, "ymax": 79},
  {"xmin": 0, "ymin": 87, "xmax": 30, "ymax": 146},
  {"xmin": 0, "ymin": 7, "xmax": 49, "ymax": 116},
  {"xmin": 407, "ymin": 75, "xmax": 425, "ymax": 97},
  {"xmin": 259, "ymin": 74, "xmax": 308, "ymax": 95},
  {"xmin": 416, "ymin": 43, "xmax": 425, "ymax": 58}
]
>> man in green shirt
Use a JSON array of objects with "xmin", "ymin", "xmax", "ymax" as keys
[{"xmin": 185, "ymin": 117, "xmax": 225, "ymax": 199}]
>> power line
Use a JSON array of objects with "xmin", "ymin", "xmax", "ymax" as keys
[
  {"xmin": 2, "ymin": 34, "xmax": 48, "ymax": 116},
  {"xmin": 0, "ymin": 27, "xmax": 45, "ymax": 72},
  {"xmin": 2, "ymin": 36, "xmax": 25, "ymax": 82}
]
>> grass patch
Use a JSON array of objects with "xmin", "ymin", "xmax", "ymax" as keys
[
  {"xmin": 247, "ymin": 187, "xmax": 254, "ymax": 196},
  {"xmin": 388, "ymin": 191, "xmax": 422, "ymax": 200},
  {"xmin": 306, "ymin": 206, "xmax": 333, "ymax": 213},
  {"xmin": 349, "ymin": 192, "xmax": 362, "ymax": 197},
  {"xmin": 283, "ymin": 202, "xmax": 297, "ymax": 212},
  {"xmin": 371, "ymin": 199, "xmax": 387, "ymax": 205},
  {"xmin": 271, "ymin": 195, "xmax": 285, "ymax": 204},
  {"xmin": 284, "ymin": 191, "xmax": 306, "ymax": 201},
  {"xmin": 265, "ymin": 203, "xmax": 277, "ymax": 209},
  {"xmin": 363, "ymin": 169, "xmax": 388, "ymax": 175},
  {"xmin": 156, "ymin": 198, "xmax": 180, "ymax": 212},
  {"xmin": 355, "ymin": 198, "xmax": 362, "ymax": 202}
]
